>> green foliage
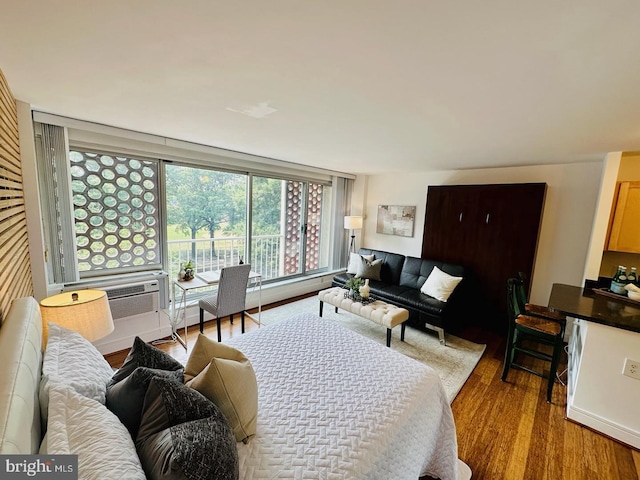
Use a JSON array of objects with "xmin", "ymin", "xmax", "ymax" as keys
[
  {"xmin": 345, "ymin": 277, "xmax": 365, "ymax": 291},
  {"xmin": 166, "ymin": 165, "xmax": 247, "ymax": 256}
]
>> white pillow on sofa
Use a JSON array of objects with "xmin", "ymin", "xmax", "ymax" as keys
[
  {"xmin": 39, "ymin": 324, "xmax": 115, "ymax": 425},
  {"xmin": 420, "ymin": 266, "xmax": 463, "ymax": 302},
  {"xmin": 42, "ymin": 384, "xmax": 146, "ymax": 480}
]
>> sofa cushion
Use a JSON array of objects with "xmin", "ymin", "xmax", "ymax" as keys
[
  {"xmin": 346, "ymin": 253, "xmax": 374, "ymax": 274},
  {"xmin": 358, "ymin": 248, "xmax": 405, "ymax": 285},
  {"xmin": 400, "ymin": 257, "xmax": 465, "ymax": 290},
  {"xmin": 420, "ymin": 266, "xmax": 463, "ymax": 302},
  {"xmin": 355, "ymin": 257, "xmax": 383, "ymax": 281}
]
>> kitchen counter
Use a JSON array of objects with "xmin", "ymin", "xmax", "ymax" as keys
[
  {"xmin": 548, "ymin": 283, "xmax": 640, "ymax": 334},
  {"xmin": 548, "ymin": 283, "xmax": 640, "ymax": 449}
]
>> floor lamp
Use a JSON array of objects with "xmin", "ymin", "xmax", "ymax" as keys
[{"xmin": 344, "ymin": 215, "xmax": 363, "ymax": 254}]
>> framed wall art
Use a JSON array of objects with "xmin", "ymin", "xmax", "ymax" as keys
[{"xmin": 376, "ymin": 205, "xmax": 416, "ymax": 237}]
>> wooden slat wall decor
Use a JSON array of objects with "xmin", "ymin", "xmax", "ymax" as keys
[{"xmin": 0, "ymin": 68, "xmax": 33, "ymax": 323}]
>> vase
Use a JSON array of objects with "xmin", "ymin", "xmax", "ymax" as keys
[
  {"xmin": 178, "ymin": 264, "xmax": 186, "ymax": 281},
  {"xmin": 359, "ymin": 279, "xmax": 370, "ymax": 299}
]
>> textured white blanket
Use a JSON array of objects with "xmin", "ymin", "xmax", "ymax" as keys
[{"xmin": 228, "ymin": 313, "xmax": 459, "ymax": 480}]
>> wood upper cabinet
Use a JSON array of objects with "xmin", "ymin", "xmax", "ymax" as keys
[
  {"xmin": 607, "ymin": 181, "xmax": 640, "ymax": 253},
  {"xmin": 421, "ymin": 183, "xmax": 546, "ymax": 332}
]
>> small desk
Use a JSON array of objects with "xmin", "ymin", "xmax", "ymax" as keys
[{"xmin": 170, "ymin": 270, "xmax": 262, "ymax": 350}]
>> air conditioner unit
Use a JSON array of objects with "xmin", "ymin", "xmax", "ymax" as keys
[{"xmin": 102, "ymin": 281, "xmax": 159, "ymax": 320}]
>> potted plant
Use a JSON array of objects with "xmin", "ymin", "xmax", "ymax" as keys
[
  {"xmin": 183, "ymin": 260, "xmax": 195, "ymax": 281},
  {"xmin": 345, "ymin": 277, "xmax": 365, "ymax": 300}
]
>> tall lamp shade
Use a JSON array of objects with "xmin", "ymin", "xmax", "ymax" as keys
[
  {"xmin": 40, "ymin": 289, "xmax": 114, "ymax": 342},
  {"xmin": 344, "ymin": 215, "xmax": 363, "ymax": 253},
  {"xmin": 344, "ymin": 216, "xmax": 363, "ymax": 230}
]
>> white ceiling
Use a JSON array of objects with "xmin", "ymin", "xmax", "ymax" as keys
[{"xmin": 2, "ymin": 1, "xmax": 640, "ymax": 175}]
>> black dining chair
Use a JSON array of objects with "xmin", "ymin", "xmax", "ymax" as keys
[
  {"xmin": 198, "ymin": 264, "xmax": 252, "ymax": 342},
  {"xmin": 501, "ymin": 276, "xmax": 566, "ymax": 402}
]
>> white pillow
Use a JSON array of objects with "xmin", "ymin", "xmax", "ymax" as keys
[
  {"xmin": 347, "ymin": 253, "xmax": 374, "ymax": 274},
  {"xmin": 39, "ymin": 324, "xmax": 115, "ymax": 425},
  {"xmin": 420, "ymin": 266, "xmax": 463, "ymax": 302},
  {"xmin": 42, "ymin": 385, "xmax": 146, "ymax": 480}
]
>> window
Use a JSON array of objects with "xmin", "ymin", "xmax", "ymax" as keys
[
  {"xmin": 165, "ymin": 164, "xmax": 247, "ymax": 281},
  {"xmin": 69, "ymin": 150, "xmax": 161, "ymax": 273},
  {"xmin": 251, "ymin": 177, "xmax": 331, "ymax": 279},
  {"xmin": 35, "ymin": 117, "xmax": 350, "ymax": 289}
]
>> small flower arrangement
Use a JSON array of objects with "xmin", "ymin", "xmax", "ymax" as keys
[{"xmin": 345, "ymin": 277, "xmax": 365, "ymax": 300}]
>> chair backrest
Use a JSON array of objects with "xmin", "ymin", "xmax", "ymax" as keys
[
  {"xmin": 506, "ymin": 277, "xmax": 526, "ymax": 321},
  {"xmin": 216, "ymin": 264, "xmax": 252, "ymax": 317}
]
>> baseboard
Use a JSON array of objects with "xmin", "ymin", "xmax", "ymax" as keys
[{"xmin": 567, "ymin": 404, "xmax": 640, "ymax": 449}]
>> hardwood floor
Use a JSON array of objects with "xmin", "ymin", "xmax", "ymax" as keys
[{"xmin": 105, "ymin": 294, "xmax": 640, "ymax": 480}]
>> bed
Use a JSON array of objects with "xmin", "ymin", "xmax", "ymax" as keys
[{"xmin": 0, "ymin": 297, "xmax": 460, "ymax": 480}]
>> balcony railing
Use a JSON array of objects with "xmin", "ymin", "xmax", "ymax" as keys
[{"xmin": 167, "ymin": 235, "xmax": 283, "ymax": 282}]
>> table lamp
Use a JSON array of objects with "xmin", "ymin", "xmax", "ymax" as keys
[
  {"xmin": 40, "ymin": 289, "xmax": 115, "ymax": 342},
  {"xmin": 344, "ymin": 215, "xmax": 363, "ymax": 254}
]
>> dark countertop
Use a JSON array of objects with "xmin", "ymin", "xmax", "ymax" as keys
[{"xmin": 548, "ymin": 283, "xmax": 640, "ymax": 334}]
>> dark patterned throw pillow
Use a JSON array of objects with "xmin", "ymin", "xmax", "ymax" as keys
[
  {"xmin": 110, "ymin": 336, "xmax": 184, "ymax": 386},
  {"xmin": 136, "ymin": 377, "xmax": 239, "ymax": 480},
  {"xmin": 106, "ymin": 366, "xmax": 184, "ymax": 438}
]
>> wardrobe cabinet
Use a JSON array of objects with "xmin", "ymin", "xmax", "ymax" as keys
[
  {"xmin": 607, "ymin": 181, "xmax": 640, "ymax": 253},
  {"xmin": 421, "ymin": 183, "xmax": 546, "ymax": 331}
]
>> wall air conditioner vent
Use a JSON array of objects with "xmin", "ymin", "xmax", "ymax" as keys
[
  {"xmin": 105, "ymin": 283, "xmax": 154, "ymax": 299},
  {"xmin": 102, "ymin": 281, "xmax": 159, "ymax": 320}
]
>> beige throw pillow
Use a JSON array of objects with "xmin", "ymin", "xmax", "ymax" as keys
[{"xmin": 185, "ymin": 334, "xmax": 258, "ymax": 443}]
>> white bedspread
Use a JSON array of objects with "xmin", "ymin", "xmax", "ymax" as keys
[{"xmin": 227, "ymin": 312, "xmax": 458, "ymax": 480}]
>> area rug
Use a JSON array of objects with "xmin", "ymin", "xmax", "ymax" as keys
[{"xmin": 255, "ymin": 296, "xmax": 486, "ymax": 403}]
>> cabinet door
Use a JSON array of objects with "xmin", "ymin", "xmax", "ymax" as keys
[
  {"xmin": 421, "ymin": 185, "xmax": 482, "ymax": 265},
  {"xmin": 422, "ymin": 183, "xmax": 546, "ymax": 332},
  {"xmin": 607, "ymin": 181, "xmax": 640, "ymax": 253}
]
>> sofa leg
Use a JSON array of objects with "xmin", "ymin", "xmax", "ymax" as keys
[
  {"xmin": 425, "ymin": 323, "xmax": 446, "ymax": 346},
  {"xmin": 319, "ymin": 301, "xmax": 324, "ymax": 317},
  {"xmin": 401, "ymin": 323, "xmax": 406, "ymax": 342},
  {"xmin": 386, "ymin": 328, "xmax": 392, "ymax": 347}
]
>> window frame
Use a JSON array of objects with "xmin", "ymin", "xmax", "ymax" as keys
[{"xmin": 34, "ymin": 114, "xmax": 352, "ymax": 290}]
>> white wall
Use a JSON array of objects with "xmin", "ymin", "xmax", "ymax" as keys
[{"xmin": 356, "ymin": 160, "xmax": 605, "ymax": 305}]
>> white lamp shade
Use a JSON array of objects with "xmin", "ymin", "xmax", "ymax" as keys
[
  {"xmin": 40, "ymin": 289, "xmax": 114, "ymax": 342},
  {"xmin": 344, "ymin": 216, "xmax": 363, "ymax": 230}
]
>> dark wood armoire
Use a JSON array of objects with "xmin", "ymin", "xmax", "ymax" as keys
[{"xmin": 421, "ymin": 183, "xmax": 546, "ymax": 332}]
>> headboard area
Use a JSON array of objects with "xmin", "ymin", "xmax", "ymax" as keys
[
  {"xmin": 0, "ymin": 297, "xmax": 43, "ymax": 454},
  {"xmin": 0, "ymin": 67, "xmax": 35, "ymax": 321}
]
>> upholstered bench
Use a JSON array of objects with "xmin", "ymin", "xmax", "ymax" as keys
[{"xmin": 318, "ymin": 287, "xmax": 409, "ymax": 347}]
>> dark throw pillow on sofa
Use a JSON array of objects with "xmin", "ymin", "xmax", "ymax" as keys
[
  {"xmin": 106, "ymin": 366, "xmax": 184, "ymax": 438},
  {"xmin": 110, "ymin": 337, "xmax": 184, "ymax": 386},
  {"xmin": 355, "ymin": 256, "xmax": 383, "ymax": 281},
  {"xmin": 136, "ymin": 377, "xmax": 239, "ymax": 480}
]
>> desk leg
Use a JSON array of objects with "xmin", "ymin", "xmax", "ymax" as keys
[
  {"xmin": 155, "ymin": 281, "xmax": 186, "ymax": 350},
  {"xmin": 177, "ymin": 288, "xmax": 187, "ymax": 349},
  {"xmin": 258, "ymin": 277, "xmax": 262, "ymax": 326}
]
